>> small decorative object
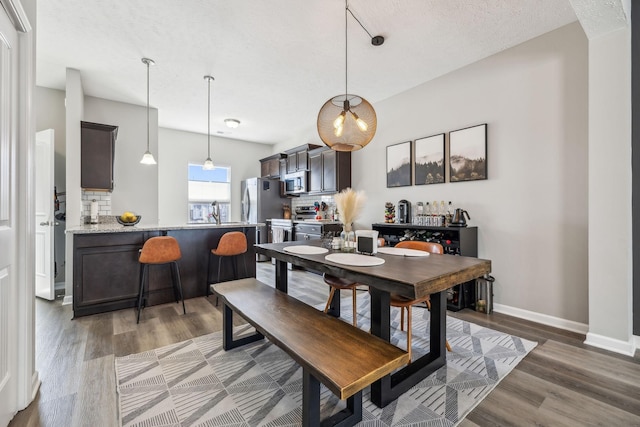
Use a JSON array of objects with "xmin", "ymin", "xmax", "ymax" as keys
[
  {"xmin": 386, "ymin": 141, "xmax": 412, "ymax": 187},
  {"xmin": 331, "ymin": 237, "xmax": 342, "ymax": 250},
  {"xmin": 384, "ymin": 202, "xmax": 395, "ymax": 223},
  {"xmin": 334, "ymin": 188, "xmax": 366, "ymax": 252},
  {"xmin": 414, "ymin": 133, "xmax": 445, "ymax": 185},
  {"xmin": 449, "ymin": 123, "xmax": 487, "ymax": 182},
  {"xmin": 283, "ymin": 204, "xmax": 291, "ymax": 219}
]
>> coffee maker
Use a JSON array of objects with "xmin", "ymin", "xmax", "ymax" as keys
[{"xmin": 398, "ymin": 200, "xmax": 411, "ymax": 224}]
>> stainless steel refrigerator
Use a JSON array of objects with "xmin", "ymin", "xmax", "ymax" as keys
[{"xmin": 241, "ymin": 177, "xmax": 285, "ymax": 261}]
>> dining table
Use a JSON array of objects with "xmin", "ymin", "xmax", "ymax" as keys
[{"xmin": 254, "ymin": 240, "xmax": 492, "ymax": 408}]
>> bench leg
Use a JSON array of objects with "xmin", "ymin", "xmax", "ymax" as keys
[
  {"xmin": 302, "ymin": 369, "xmax": 362, "ymax": 427},
  {"xmin": 222, "ymin": 304, "xmax": 264, "ymax": 351}
]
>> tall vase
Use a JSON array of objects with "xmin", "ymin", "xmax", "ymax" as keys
[{"xmin": 340, "ymin": 223, "xmax": 355, "ymax": 252}]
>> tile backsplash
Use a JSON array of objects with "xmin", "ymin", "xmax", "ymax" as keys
[
  {"xmin": 291, "ymin": 194, "xmax": 336, "ymax": 219},
  {"xmin": 82, "ymin": 190, "xmax": 111, "ymax": 223}
]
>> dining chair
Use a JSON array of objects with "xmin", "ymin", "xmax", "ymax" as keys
[
  {"xmin": 322, "ymin": 239, "xmax": 385, "ymax": 326},
  {"xmin": 392, "ymin": 240, "xmax": 452, "ymax": 361},
  {"xmin": 323, "ymin": 274, "xmax": 360, "ymax": 326}
]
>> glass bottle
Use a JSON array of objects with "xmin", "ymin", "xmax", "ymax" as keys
[{"xmin": 445, "ymin": 201, "xmax": 453, "ymax": 226}]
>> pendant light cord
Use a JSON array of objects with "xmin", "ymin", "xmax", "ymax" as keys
[
  {"xmin": 207, "ymin": 77, "xmax": 211, "ymax": 158},
  {"xmin": 344, "ymin": 0, "xmax": 348, "ymax": 98},
  {"xmin": 146, "ymin": 60, "xmax": 150, "ymax": 152}
]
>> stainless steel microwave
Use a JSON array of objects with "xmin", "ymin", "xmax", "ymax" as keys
[{"xmin": 284, "ymin": 171, "xmax": 308, "ymax": 195}]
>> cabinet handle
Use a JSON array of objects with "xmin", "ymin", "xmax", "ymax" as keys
[{"xmin": 39, "ymin": 221, "xmax": 50, "ymax": 226}]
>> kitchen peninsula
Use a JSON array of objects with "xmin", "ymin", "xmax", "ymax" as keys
[{"xmin": 67, "ymin": 222, "xmax": 259, "ymax": 317}]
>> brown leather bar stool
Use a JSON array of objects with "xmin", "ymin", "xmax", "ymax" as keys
[
  {"xmin": 207, "ymin": 231, "xmax": 248, "ymax": 302},
  {"xmin": 137, "ymin": 236, "xmax": 186, "ymax": 324},
  {"xmin": 391, "ymin": 241, "xmax": 452, "ymax": 361}
]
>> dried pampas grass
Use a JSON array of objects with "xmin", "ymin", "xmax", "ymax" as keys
[{"xmin": 334, "ymin": 188, "xmax": 366, "ymax": 230}]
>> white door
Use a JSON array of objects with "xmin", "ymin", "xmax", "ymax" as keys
[
  {"xmin": 35, "ymin": 129, "xmax": 55, "ymax": 300},
  {"xmin": 0, "ymin": 5, "xmax": 19, "ymax": 425}
]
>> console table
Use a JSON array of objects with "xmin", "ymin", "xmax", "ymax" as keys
[{"xmin": 371, "ymin": 223, "xmax": 478, "ymax": 311}]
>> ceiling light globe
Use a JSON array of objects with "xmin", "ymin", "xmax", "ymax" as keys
[
  {"xmin": 224, "ymin": 118, "xmax": 240, "ymax": 129},
  {"xmin": 317, "ymin": 94, "xmax": 377, "ymax": 152}
]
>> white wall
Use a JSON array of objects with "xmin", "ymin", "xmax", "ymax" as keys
[
  {"xmin": 83, "ymin": 96, "xmax": 159, "ymax": 224},
  {"xmin": 158, "ymin": 128, "xmax": 272, "ymax": 224},
  {"xmin": 35, "ymin": 87, "xmax": 66, "ymax": 192},
  {"xmin": 275, "ymin": 23, "xmax": 590, "ymax": 327},
  {"xmin": 64, "ymin": 68, "xmax": 83, "ymax": 302},
  {"xmin": 587, "ymin": 26, "xmax": 633, "ymax": 351}
]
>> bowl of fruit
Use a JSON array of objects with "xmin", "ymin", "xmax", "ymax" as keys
[{"xmin": 117, "ymin": 211, "xmax": 141, "ymax": 226}]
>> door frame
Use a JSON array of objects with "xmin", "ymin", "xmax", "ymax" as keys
[{"xmin": 1, "ymin": 0, "xmax": 39, "ymax": 416}]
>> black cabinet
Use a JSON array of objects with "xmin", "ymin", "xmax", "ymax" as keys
[
  {"xmin": 81, "ymin": 121, "xmax": 118, "ymax": 191},
  {"xmin": 294, "ymin": 222, "xmax": 342, "ymax": 241},
  {"xmin": 308, "ymin": 146, "xmax": 351, "ymax": 194},
  {"xmin": 73, "ymin": 232, "xmax": 145, "ymax": 317},
  {"xmin": 371, "ymin": 223, "xmax": 478, "ymax": 311},
  {"xmin": 72, "ymin": 227, "xmax": 257, "ymax": 317},
  {"xmin": 285, "ymin": 144, "xmax": 321, "ymax": 174},
  {"xmin": 260, "ymin": 153, "xmax": 285, "ymax": 178}
]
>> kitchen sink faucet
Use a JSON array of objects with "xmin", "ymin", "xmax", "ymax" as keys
[{"xmin": 211, "ymin": 201, "xmax": 221, "ymax": 225}]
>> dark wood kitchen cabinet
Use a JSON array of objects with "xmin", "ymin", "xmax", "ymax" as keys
[
  {"xmin": 308, "ymin": 146, "xmax": 351, "ymax": 194},
  {"xmin": 81, "ymin": 121, "xmax": 118, "ymax": 191},
  {"xmin": 72, "ymin": 226, "xmax": 257, "ymax": 317},
  {"xmin": 73, "ymin": 231, "xmax": 145, "ymax": 317},
  {"xmin": 285, "ymin": 144, "xmax": 321, "ymax": 173},
  {"xmin": 260, "ymin": 153, "xmax": 286, "ymax": 178}
]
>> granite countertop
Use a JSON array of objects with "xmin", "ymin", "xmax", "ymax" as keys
[{"xmin": 66, "ymin": 222, "xmax": 263, "ymax": 234}]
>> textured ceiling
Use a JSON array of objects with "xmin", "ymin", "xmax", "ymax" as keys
[{"xmin": 37, "ymin": 0, "xmax": 580, "ymax": 145}]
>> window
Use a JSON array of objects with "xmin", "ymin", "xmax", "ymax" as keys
[{"xmin": 187, "ymin": 164, "xmax": 231, "ymax": 223}]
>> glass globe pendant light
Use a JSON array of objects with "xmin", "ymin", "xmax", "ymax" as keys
[
  {"xmin": 140, "ymin": 58, "xmax": 157, "ymax": 165},
  {"xmin": 203, "ymin": 75, "xmax": 215, "ymax": 170},
  {"xmin": 317, "ymin": 0, "xmax": 377, "ymax": 152}
]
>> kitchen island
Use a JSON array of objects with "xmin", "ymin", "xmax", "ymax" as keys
[{"xmin": 66, "ymin": 222, "xmax": 260, "ymax": 317}]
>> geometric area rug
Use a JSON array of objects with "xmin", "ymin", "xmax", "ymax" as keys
[{"xmin": 115, "ymin": 297, "xmax": 537, "ymax": 427}]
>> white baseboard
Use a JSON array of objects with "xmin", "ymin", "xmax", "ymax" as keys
[
  {"xmin": 493, "ymin": 303, "xmax": 589, "ymax": 334},
  {"xmin": 585, "ymin": 332, "xmax": 636, "ymax": 357},
  {"xmin": 494, "ymin": 303, "xmax": 638, "ymax": 357},
  {"xmin": 62, "ymin": 295, "xmax": 72, "ymax": 306}
]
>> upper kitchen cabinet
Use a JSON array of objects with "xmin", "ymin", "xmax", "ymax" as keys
[
  {"xmin": 285, "ymin": 144, "xmax": 321, "ymax": 174},
  {"xmin": 308, "ymin": 146, "xmax": 351, "ymax": 194},
  {"xmin": 81, "ymin": 121, "xmax": 118, "ymax": 191},
  {"xmin": 259, "ymin": 153, "xmax": 286, "ymax": 178}
]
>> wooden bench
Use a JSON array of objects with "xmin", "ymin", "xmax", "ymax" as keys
[{"xmin": 212, "ymin": 278, "xmax": 409, "ymax": 427}]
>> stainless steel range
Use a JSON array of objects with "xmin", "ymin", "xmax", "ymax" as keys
[{"xmin": 294, "ymin": 205, "xmax": 317, "ymax": 220}]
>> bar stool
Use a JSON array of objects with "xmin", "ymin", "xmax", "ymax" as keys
[
  {"xmin": 137, "ymin": 236, "xmax": 186, "ymax": 324},
  {"xmin": 207, "ymin": 231, "xmax": 248, "ymax": 301}
]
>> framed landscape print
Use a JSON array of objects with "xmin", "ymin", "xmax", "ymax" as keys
[
  {"xmin": 386, "ymin": 141, "xmax": 412, "ymax": 187},
  {"xmin": 449, "ymin": 123, "xmax": 487, "ymax": 182},
  {"xmin": 414, "ymin": 133, "xmax": 445, "ymax": 185}
]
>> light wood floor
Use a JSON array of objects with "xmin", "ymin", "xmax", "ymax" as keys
[{"xmin": 10, "ymin": 263, "xmax": 640, "ymax": 426}]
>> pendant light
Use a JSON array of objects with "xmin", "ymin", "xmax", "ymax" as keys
[
  {"xmin": 203, "ymin": 75, "xmax": 215, "ymax": 170},
  {"xmin": 140, "ymin": 57, "xmax": 157, "ymax": 165},
  {"xmin": 317, "ymin": 1, "xmax": 377, "ymax": 152}
]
